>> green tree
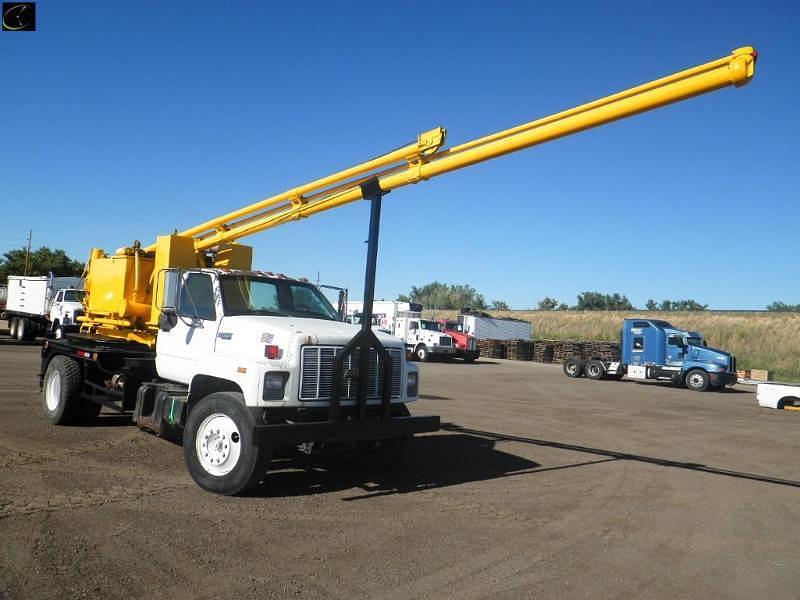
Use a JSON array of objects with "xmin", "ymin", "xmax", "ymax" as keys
[
  {"xmin": 576, "ymin": 291, "xmax": 634, "ymax": 311},
  {"xmin": 767, "ymin": 301, "xmax": 800, "ymax": 312},
  {"xmin": 645, "ymin": 299, "xmax": 658, "ymax": 311},
  {"xmin": 0, "ymin": 247, "xmax": 85, "ymax": 283},
  {"xmin": 397, "ymin": 281, "xmax": 487, "ymax": 310},
  {"xmin": 537, "ymin": 297, "xmax": 558, "ymax": 311},
  {"xmin": 490, "ymin": 300, "xmax": 510, "ymax": 310},
  {"xmin": 656, "ymin": 299, "xmax": 708, "ymax": 311},
  {"xmin": 557, "ymin": 303, "xmax": 570, "ymax": 311}
]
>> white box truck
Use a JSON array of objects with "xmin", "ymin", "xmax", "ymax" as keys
[
  {"xmin": 5, "ymin": 275, "xmax": 84, "ymax": 341},
  {"xmin": 459, "ymin": 313, "xmax": 532, "ymax": 341},
  {"xmin": 347, "ymin": 300, "xmax": 456, "ymax": 361}
]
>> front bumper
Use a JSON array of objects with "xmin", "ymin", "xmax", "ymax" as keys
[
  {"xmin": 709, "ymin": 372, "xmax": 737, "ymax": 387},
  {"xmin": 255, "ymin": 415, "xmax": 440, "ymax": 445},
  {"xmin": 430, "ymin": 346, "xmax": 456, "ymax": 354},
  {"xmin": 456, "ymin": 349, "xmax": 481, "ymax": 360}
]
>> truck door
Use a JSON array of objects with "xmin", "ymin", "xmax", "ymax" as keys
[
  {"xmin": 50, "ymin": 290, "xmax": 63, "ymax": 321},
  {"xmin": 156, "ymin": 272, "xmax": 220, "ymax": 384},
  {"xmin": 666, "ymin": 334, "xmax": 687, "ymax": 366}
]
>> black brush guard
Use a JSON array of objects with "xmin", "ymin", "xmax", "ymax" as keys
[{"xmin": 256, "ymin": 179, "xmax": 439, "ymax": 445}]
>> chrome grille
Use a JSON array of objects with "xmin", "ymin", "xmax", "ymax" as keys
[
  {"xmin": 300, "ymin": 346, "xmax": 403, "ymax": 401},
  {"xmin": 438, "ymin": 336, "xmax": 452, "ymax": 346}
]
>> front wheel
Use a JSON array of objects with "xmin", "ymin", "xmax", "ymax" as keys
[
  {"xmin": 415, "ymin": 345, "xmax": 429, "ymax": 362},
  {"xmin": 183, "ymin": 392, "xmax": 271, "ymax": 496},
  {"xmin": 685, "ymin": 369, "xmax": 710, "ymax": 392}
]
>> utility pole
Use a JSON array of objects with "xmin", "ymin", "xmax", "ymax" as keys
[{"xmin": 23, "ymin": 230, "xmax": 32, "ymax": 276}]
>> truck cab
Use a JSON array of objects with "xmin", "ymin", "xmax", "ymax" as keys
[
  {"xmin": 155, "ymin": 269, "xmax": 419, "ymax": 411},
  {"xmin": 49, "ymin": 288, "xmax": 85, "ymax": 339},
  {"xmin": 621, "ymin": 318, "xmax": 737, "ymax": 391},
  {"xmin": 438, "ymin": 319, "xmax": 480, "ymax": 362},
  {"xmin": 392, "ymin": 313, "xmax": 455, "ymax": 362}
]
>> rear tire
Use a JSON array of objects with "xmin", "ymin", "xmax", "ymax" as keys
[
  {"xmin": 42, "ymin": 355, "xmax": 83, "ymax": 425},
  {"xmin": 685, "ymin": 369, "xmax": 710, "ymax": 392},
  {"xmin": 586, "ymin": 359, "xmax": 606, "ymax": 380},
  {"xmin": 8, "ymin": 317, "xmax": 17, "ymax": 339},
  {"xmin": 563, "ymin": 357, "xmax": 584, "ymax": 378},
  {"xmin": 183, "ymin": 392, "xmax": 271, "ymax": 496},
  {"xmin": 16, "ymin": 318, "xmax": 28, "ymax": 342}
]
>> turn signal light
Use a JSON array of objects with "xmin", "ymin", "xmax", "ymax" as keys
[{"xmin": 265, "ymin": 345, "xmax": 281, "ymax": 359}]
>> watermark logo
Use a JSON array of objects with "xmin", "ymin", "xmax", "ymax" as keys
[{"xmin": 2, "ymin": 2, "xmax": 35, "ymax": 31}]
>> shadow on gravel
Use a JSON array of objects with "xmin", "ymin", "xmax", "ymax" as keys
[
  {"xmin": 441, "ymin": 423, "xmax": 800, "ymax": 490},
  {"xmin": 0, "ymin": 339, "xmax": 42, "ymax": 347},
  {"xmin": 246, "ymin": 431, "xmax": 614, "ymax": 500}
]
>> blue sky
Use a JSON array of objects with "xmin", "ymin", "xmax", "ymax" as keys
[{"xmin": 2, "ymin": 0, "xmax": 798, "ymax": 309}]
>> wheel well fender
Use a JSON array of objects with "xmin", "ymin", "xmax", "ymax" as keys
[{"xmin": 188, "ymin": 375, "xmax": 244, "ymax": 414}]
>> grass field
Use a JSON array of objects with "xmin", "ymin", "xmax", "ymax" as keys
[{"xmin": 425, "ymin": 310, "xmax": 800, "ymax": 382}]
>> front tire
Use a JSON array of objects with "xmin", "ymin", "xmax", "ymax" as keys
[
  {"xmin": 415, "ymin": 345, "xmax": 429, "ymax": 362},
  {"xmin": 183, "ymin": 392, "xmax": 270, "ymax": 496},
  {"xmin": 42, "ymin": 356, "xmax": 83, "ymax": 425},
  {"xmin": 685, "ymin": 369, "xmax": 710, "ymax": 392}
]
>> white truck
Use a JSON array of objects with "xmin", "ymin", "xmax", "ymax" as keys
[
  {"xmin": 459, "ymin": 312, "xmax": 532, "ymax": 341},
  {"xmin": 41, "ymin": 269, "xmax": 435, "ymax": 495},
  {"xmin": 756, "ymin": 383, "xmax": 800, "ymax": 411},
  {"xmin": 5, "ymin": 275, "xmax": 84, "ymax": 341},
  {"xmin": 346, "ymin": 300, "xmax": 456, "ymax": 362}
]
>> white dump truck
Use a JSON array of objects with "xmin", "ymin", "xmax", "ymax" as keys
[
  {"xmin": 346, "ymin": 300, "xmax": 456, "ymax": 361},
  {"xmin": 5, "ymin": 275, "xmax": 84, "ymax": 341}
]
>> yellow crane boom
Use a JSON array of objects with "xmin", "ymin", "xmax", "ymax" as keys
[{"xmin": 82, "ymin": 46, "xmax": 757, "ymax": 345}]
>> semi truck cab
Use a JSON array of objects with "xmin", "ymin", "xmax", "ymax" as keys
[
  {"xmin": 438, "ymin": 320, "xmax": 480, "ymax": 362},
  {"xmin": 622, "ymin": 319, "xmax": 737, "ymax": 390}
]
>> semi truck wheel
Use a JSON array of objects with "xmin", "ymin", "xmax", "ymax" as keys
[
  {"xmin": 183, "ymin": 392, "xmax": 270, "ymax": 496},
  {"xmin": 415, "ymin": 345, "xmax": 429, "ymax": 362},
  {"xmin": 685, "ymin": 369, "xmax": 710, "ymax": 392},
  {"xmin": 586, "ymin": 360, "xmax": 606, "ymax": 380},
  {"xmin": 563, "ymin": 357, "xmax": 584, "ymax": 378},
  {"xmin": 8, "ymin": 317, "xmax": 17, "ymax": 339},
  {"xmin": 42, "ymin": 355, "xmax": 83, "ymax": 425}
]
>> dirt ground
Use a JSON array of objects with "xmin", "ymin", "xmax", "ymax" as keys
[{"xmin": 1, "ymin": 338, "xmax": 798, "ymax": 599}]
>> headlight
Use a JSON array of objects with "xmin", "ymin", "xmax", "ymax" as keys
[
  {"xmin": 263, "ymin": 371, "xmax": 289, "ymax": 401},
  {"xmin": 406, "ymin": 371, "xmax": 418, "ymax": 398}
]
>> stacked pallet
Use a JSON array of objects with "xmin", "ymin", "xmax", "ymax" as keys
[
  {"xmin": 580, "ymin": 341, "xmax": 621, "ymax": 362},
  {"xmin": 504, "ymin": 339, "xmax": 533, "ymax": 361},
  {"xmin": 552, "ymin": 340, "xmax": 583, "ymax": 364},
  {"xmin": 477, "ymin": 339, "xmax": 505, "ymax": 359},
  {"xmin": 532, "ymin": 340, "xmax": 555, "ymax": 363}
]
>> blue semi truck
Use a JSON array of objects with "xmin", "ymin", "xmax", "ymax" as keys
[{"xmin": 562, "ymin": 318, "xmax": 737, "ymax": 392}]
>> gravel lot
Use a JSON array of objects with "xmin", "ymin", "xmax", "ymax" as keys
[{"xmin": 1, "ymin": 337, "xmax": 798, "ymax": 599}]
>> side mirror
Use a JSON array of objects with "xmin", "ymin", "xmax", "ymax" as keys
[
  {"xmin": 159, "ymin": 308, "xmax": 178, "ymax": 332},
  {"xmin": 160, "ymin": 269, "xmax": 180, "ymax": 311}
]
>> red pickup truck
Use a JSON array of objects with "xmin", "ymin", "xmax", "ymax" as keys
[{"xmin": 438, "ymin": 320, "xmax": 480, "ymax": 362}]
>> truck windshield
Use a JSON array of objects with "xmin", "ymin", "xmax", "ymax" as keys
[
  {"xmin": 62, "ymin": 290, "xmax": 85, "ymax": 302},
  {"xmin": 445, "ymin": 321, "xmax": 461, "ymax": 332},
  {"xmin": 219, "ymin": 276, "xmax": 338, "ymax": 320},
  {"xmin": 420, "ymin": 320, "xmax": 441, "ymax": 331},
  {"xmin": 687, "ymin": 337, "xmax": 704, "ymax": 347}
]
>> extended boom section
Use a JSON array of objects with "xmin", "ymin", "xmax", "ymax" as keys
[{"xmin": 80, "ymin": 47, "xmax": 756, "ymax": 345}]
